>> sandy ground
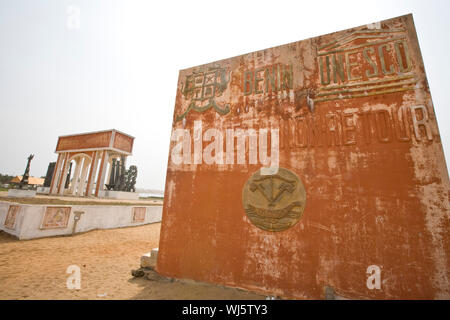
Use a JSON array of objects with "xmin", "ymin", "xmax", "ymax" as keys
[{"xmin": 0, "ymin": 223, "xmax": 264, "ymax": 300}]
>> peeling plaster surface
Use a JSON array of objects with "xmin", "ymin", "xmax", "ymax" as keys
[{"xmin": 157, "ymin": 14, "xmax": 449, "ymax": 299}]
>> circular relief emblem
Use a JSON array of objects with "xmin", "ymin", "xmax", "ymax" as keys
[{"xmin": 242, "ymin": 167, "xmax": 306, "ymax": 232}]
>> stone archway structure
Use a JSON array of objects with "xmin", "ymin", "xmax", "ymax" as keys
[{"xmin": 49, "ymin": 129, "xmax": 134, "ymax": 197}]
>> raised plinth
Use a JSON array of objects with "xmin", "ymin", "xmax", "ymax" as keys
[
  {"xmin": 141, "ymin": 248, "xmax": 158, "ymax": 268},
  {"xmin": 0, "ymin": 201, "xmax": 163, "ymax": 240},
  {"xmin": 36, "ymin": 187, "xmax": 50, "ymax": 194},
  {"xmin": 8, "ymin": 189, "xmax": 36, "ymax": 198},
  {"xmin": 98, "ymin": 190, "xmax": 140, "ymax": 200}
]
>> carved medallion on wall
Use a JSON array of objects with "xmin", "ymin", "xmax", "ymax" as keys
[{"xmin": 242, "ymin": 167, "xmax": 306, "ymax": 232}]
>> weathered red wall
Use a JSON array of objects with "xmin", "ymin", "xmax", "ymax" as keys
[
  {"xmin": 57, "ymin": 131, "xmax": 112, "ymax": 151},
  {"xmin": 157, "ymin": 14, "xmax": 449, "ymax": 299},
  {"xmin": 113, "ymin": 132, "xmax": 134, "ymax": 154},
  {"xmin": 56, "ymin": 130, "xmax": 134, "ymax": 154}
]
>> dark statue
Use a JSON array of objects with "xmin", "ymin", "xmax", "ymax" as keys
[
  {"xmin": 105, "ymin": 156, "xmax": 137, "ymax": 192},
  {"xmin": 126, "ymin": 165, "xmax": 137, "ymax": 192},
  {"xmin": 43, "ymin": 162, "xmax": 56, "ymax": 187},
  {"xmin": 117, "ymin": 155, "xmax": 127, "ymax": 191},
  {"xmin": 106, "ymin": 158, "xmax": 117, "ymax": 190},
  {"xmin": 65, "ymin": 162, "xmax": 73, "ymax": 189},
  {"xmin": 19, "ymin": 154, "xmax": 34, "ymax": 189}
]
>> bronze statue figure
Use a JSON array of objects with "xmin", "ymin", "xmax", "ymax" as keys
[
  {"xmin": 105, "ymin": 157, "xmax": 138, "ymax": 192},
  {"xmin": 19, "ymin": 154, "xmax": 34, "ymax": 189}
]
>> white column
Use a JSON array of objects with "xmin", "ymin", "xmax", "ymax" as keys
[
  {"xmin": 105, "ymin": 157, "xmax": 113, "ymax": 186},
  {"xmin": 95, "ymin": 151, "xmax": 110, "ymax": 197},
  {"xmin": 50, "ymin": 154, "xmax": 64, "ymax": 194},
  {"xmin": 86, "ymin": 152, "xmax": 100, "ymax": 197},
  {"xmin": 69, "ymin": 157, "xmax": 82, "ymax": 195},
  {"xmin": 77, "ymin": 158, "xmax": 90, "ymax": 197},
  {"xmin": 58, "ymin": 153, "xmax": 70, "ymax": 195}
]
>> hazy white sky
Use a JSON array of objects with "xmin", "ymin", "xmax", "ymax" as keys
[{"xmin": 0, "ymin": 0, "xmax": 449, "ymax": 190}]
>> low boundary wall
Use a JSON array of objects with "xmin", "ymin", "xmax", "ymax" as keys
[{"xmin": 0, "ymin": 200, "xmax": 162, "ymax": 240}]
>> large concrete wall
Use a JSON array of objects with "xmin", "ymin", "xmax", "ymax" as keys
[
  {"xmin": 157, "ymin": 14, "xmax": 449, "ymax": 299},
  {"xmin": 0, "ymin": 201, "xmax": 162, "ymax": 240}
]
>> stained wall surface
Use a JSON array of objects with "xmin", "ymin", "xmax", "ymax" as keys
[
  {"xmin": 55, "ymin": 129, "xmax": 134, "ymax": 155},
  {"xmin": 157, "ymin": 14, "xmax": 449, "ymax": 299},
  {"xmin": 0, "ymin": 201, "xmax": 162, "ymax": 240}
]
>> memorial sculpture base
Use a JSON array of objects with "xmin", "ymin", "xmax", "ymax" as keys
[
  {"xmin": 98, "ymin": 190, "xmax": 140, "ymax": 200},
  {"xmin": 8, "ymin": 189, "xmax": 36, "ymax": 198},
  {"xmin": 36, "ymin": 187, "xmax": 50, "ymax": 194}
]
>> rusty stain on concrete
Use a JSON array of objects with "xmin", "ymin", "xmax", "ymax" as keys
[{"xmin": 157, "ymin": 14, "xmax": 449, "ymax": 299}]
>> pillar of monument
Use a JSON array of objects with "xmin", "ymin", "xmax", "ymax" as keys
[
  {"xmin": 85, "ymin": 151, "xmax": 100, "ymax": 197},
  {"xmin": 58, "ymin": 153, "xmax": 71, "ymax": 196},
  {"xmin": 49, "ymin": 153, "xmax": 63, "ymax": 194},
  {"xmin": 77, "ymin": 157, "xmax": 90, "ymax": 197},
  {"xmin": 95, "ymin": 151, "xmax": 110, "ymax": 197},
  {"xmin": 56, "ymin": 152, "xmax": 69, "ymax": 195},
  {"xmin": 105, "ymin": 157, "xmax": 113, "ymax": 187},
  {"xmin": 69, "ymin": 157, "xmax": 82, "ymax": 195}
]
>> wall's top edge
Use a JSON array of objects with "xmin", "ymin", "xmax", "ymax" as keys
[{"xmin": 179, "ymin": 13, "xmax": 414, "ymax": 72}]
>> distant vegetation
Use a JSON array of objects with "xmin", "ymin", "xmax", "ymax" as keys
[
  {"xmin": 0, "ymin": 173, "xmax": 14, "ymax": 190},
  {"xmin": 0, "ymin": 173, "xmax": 14, "ymax": 185}
]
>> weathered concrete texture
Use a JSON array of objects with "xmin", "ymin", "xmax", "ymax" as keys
[
  {"xmin": 99, "ymin": 190, "xmax": 140, "ymax": 200},
  {"xmin": 0, "ymin": 201, "xmax": 163, "ymax": 240},
  {"xmin": 7, "ymin": 189, "xmax": 36, "ymax": 198},
  {"xmin": 158, "ymin": 14, "xmax": 449, "ymax": 299},
  {"xmin": 36, "ymin": 187, "xmax": 50, "ymax": 194},
  {"xmin": 141, "ymin": 248, "xmax": 159, "ymax": 269}
]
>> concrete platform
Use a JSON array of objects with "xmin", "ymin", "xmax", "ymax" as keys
[
  {"xmin": 0, "ymin": 200, "xmax": 163, "ymax": 240},
  {"xmin": 8, "ymin": 189, "xmax": 36, "ymax": 198},
  {"xmin": 0, "ymin": 191, "xmax": 163, "ymax": 206},
  {"xmin": 141, "ymin": 248, "xmax": 159, "ymax": 268},
  {"xmin": 36, "ymin": 187, "xmax": 50, "ymax": 194},
  {"xmin": 98, "ymin": 190, "xmax": 140, "ymax": 200}
]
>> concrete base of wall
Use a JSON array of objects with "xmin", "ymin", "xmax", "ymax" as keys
[
  {"xmin": 36, "ymin": 187, "xmax": 50, "ymax": 194},
  {"xmin": 0, "ymin": 200, "xmax": 162, "ymax": 240},
  {"xmin": 8, "ymin": 189, "xmax": 36, "ymax": 198},
  {"xmin": 141, "ymin": 248, "xmax": 158, "ymax": 268},
  {"xmin": 99, "ymin": 190, "xmax": 140, "ymax": 200}
]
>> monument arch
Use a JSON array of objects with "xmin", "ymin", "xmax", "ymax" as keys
[{"xmin": 49, "ymin": 129, "xmax": 134, "ymax": 197}]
